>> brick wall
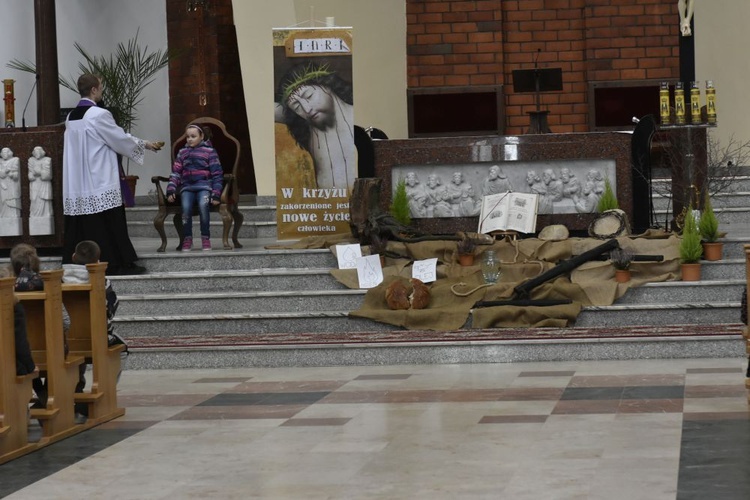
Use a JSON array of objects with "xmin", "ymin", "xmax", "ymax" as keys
[{"xmin": 407, "ymin": 0, "xmax": 681, "ymax": 134}]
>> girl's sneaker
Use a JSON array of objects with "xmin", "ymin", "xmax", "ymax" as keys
[
  {"xmin": 181, "ymin": 237, "xmax": 193, "ymax": 252},
  {"xmin": 202, "ymin": 236, "xmax": 211, "ymax": 251}
]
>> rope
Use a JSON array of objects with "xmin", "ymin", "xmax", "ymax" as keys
[{"xmin": 450, "ymin": 282, "xmax": 491, "ymax": 297}]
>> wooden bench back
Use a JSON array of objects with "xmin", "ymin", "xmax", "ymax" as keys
[
  {"xmin": 16, "ymin": 269, "xmax": 83, "ymax": 439},
  {"xmin": 0, "ymin": 276, "xmax": 37, "ymax": 462},
  {"xmin": 62, "ymin": 262, "xmax": 124, "ymax": 422}
]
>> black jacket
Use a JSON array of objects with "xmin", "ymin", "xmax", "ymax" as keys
[{"xmin": 14, "ymin": 303, "xmax": 36, "ymax": 375}]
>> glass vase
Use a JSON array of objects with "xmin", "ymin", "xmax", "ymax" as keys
[{"xmin": 481, "ymin": 250, "xmax": 501, "ymax": 284}]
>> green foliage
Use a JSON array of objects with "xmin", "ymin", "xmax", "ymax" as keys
[
  {"xmin": 698, "ymin": 192, "xmax": 720, "ymax": 242},
  {"xmin": 679, "ymin": 207, "xmax": 703, "ymax": 263},
  {"xmin": 8, "ymin": 29, "xmax": 177, "ymax": 133},
  {"xmin": 596, "ymin": 178, "xmax": 619, "ymax": 212},
  {"xmin": 390, "ymin": 179, "xmax": 411, "ymax": 227}
]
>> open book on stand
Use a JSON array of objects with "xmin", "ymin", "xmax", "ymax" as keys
[{"xmin": 477, "ymin": 191, "xmax": 539, "ymax": 234}]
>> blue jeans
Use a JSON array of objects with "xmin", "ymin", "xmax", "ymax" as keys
[{"xmin": 180, "ymin": 189, "xmax": 211, "ymax": 238}]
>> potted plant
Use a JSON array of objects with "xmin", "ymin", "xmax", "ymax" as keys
[
  {"xmin": 390, "ymin": 178, "xmax": 411, "ymax": 227},
  {"xmin": 609, "ymin": 246, "xmax": 633, "ymax": 283},
  {"xmin": 679, "ymin": 207, "xmax": 703, "ymax": 281},
  {"xmin": 9, "ymin": 30, "xmax": 176, "ymax": 205},
  {"xmin": 698, "ymin": 191, "xmax": 723, "ymax": 261},
  {"xmin": 596, "ymin": 178, "xmax": 619, "ymax": 212},
  {"xmin": 456, "ymin": 232, "xmax": 477, "ymax": 266}
]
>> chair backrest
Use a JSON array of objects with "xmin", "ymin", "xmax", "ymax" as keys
[{"xmin": 171, "ymin": 117, "xmax": 241, "ymax": 203}]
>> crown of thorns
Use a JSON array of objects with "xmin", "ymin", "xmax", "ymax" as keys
[{"xmin": 281, "ymin": 63, "xmax": 334, "ymax": 104}]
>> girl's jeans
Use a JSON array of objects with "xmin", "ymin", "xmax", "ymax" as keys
[{"xmin": 180, "ymin": 189, "xmax": 211, "ymax": 238}]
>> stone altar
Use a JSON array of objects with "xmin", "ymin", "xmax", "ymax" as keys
[{"xmin": 374, "ymin": 132, "xmax": 633, "ymax": 234}]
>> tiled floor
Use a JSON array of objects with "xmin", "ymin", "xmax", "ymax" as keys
[{"xmin": 1, "ymin": 358, "xmax": 749, "ymax": 499}]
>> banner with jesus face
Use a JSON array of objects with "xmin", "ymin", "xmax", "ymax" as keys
[{"xmin": 272, "ymin": 27, "xmax": 354, "ymax": 239}]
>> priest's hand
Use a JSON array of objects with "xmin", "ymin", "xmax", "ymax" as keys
[{"xmin": 146, "ymin": 141, "xmax": 165, "ymax": 152}]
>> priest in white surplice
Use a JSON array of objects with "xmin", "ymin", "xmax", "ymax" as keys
[{"xmin": 62, "ymin": 73, "xmax": 162, "ymax": 275}]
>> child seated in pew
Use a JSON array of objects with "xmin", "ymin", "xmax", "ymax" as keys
[
  {"xmin": 10, "ymin": 243, "xmax": 71, "ymax": 410},
  {"xmin": 62, "ymin": 240, "xmax": 127, "ymax": 418},
  {"xmin": 62, "ymin": 240, "xmax": 126, "ymax": 350},
  {"xmin": 0, "ymin": 265, "xmax": 38, "ymax": 378}
]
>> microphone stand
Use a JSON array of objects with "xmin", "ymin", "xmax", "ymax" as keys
[{"xmin": 21, "ymin": 74, "xmax": 40, "ymax": 132}]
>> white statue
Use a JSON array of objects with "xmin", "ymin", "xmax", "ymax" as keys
[
  {"xmin": 0, "ymin": 147, "xmax": 21, "ymax": 218},
  {"xmin": 28, "ymin": 146, "xmax": 54, "ymax": 218},
  {"xmin": 678, "ymin": 0, "xmax": 694, "ymax": 37}
]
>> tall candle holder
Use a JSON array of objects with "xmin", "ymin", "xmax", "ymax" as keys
[
  {"xmin": 3, "ymin": 79, "xmax": 15, "ymax": 128},
  {"xmin": 705, "ymin": 80, "xmax": 717, "ymax": 124}
]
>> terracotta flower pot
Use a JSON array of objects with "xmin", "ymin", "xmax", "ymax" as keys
[
  {"xmin": 458, "ymin": 254, "xmax": 475, "ymax": 266},
  {"xmin": 680, "ymin": 262, "xmax": 702, "ymax": 281},
  {"xmin": 701, "ymin": 242, "xmax": 723, "ymax": 261},
  {"xmin": 614, "ymin": 269, "xmax": 631, "ymax": 283}
]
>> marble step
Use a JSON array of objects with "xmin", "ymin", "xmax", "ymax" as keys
[
  {"xmin": 108, "ymin": 258, "xmax": 744, "ymax": 296},
  {"xmin": 115, "ymin": 278, "xmax": 744, "ymax": 319},
  {"xmin": 575, "ymin": 301, "xmax": 741, "ymax": 327},
  {"xmin": 135, "ymin": 246, "xmax": 336, "ymax": 272},
  {"xmin": 612, "ymin": 279, "xmax": 745, "ymax": 305},
  {"xmin": 113, "ymin": 298, "xmax": 742, "ymax": 338},
  {"xmin": 108, "ymin": 268, "xmax": 348, "ymax": 295},
  {"xmin": 124, "ymin": 204, "xmax": 276, "ymax": 223},
  {"xmin": 125, "ymin": 332, "xmax": 745, "ymax": 370},
  {"xmin": 115, "ymin": 312, "xmax": 392, "ymax": 338},
  {"xmin": 116, "ymin": 289, "xmax": 366, "ymax": 316},
  {"xmin": 126, "ymin": 219, "xmax": 278, "ymax": 240},
  {"xmin": 652, "ymin": 205, "xmax": 750, "ymax": 229}
]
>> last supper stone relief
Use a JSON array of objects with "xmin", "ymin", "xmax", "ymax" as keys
[{"xmin": 392, "ymin": 159, "xmax": 617, "ymax": 218}]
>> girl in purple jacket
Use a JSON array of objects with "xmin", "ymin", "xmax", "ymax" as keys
[{"xmin": 167, "ymin": 124, "xmax": 223, "ymax": 251}]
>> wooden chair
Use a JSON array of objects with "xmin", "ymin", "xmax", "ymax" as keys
[{"xmin": 151, "ymin": 117, "xmax": 244, "ymax": 252}]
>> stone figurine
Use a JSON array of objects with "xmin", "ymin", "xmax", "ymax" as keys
[
  {"xmin": 0, "ymin": 146, "xmax": 22, "ymax": 236},
  {"xmin": 0, "ymin": 147, "xmax": 21, "ymax": 218},
  {"xmin": 28, "ymin": 146, "xmax": 54, "ymax": 218},
  {"xmin": 481, "ymin": 165, "xmax": 513, "ymax": 196}
]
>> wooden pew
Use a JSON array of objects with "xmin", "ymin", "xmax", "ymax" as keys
[
  {"xmin": 18, "ymin": 269, "xmax": 85, "ymax": 442},
  {"xmin": 0, "ymin": 277, "xmax": 38, "ymax": 464},
  {"xmin": 63, "ymin": 262, "xmax": 125, "ymax": 424}
]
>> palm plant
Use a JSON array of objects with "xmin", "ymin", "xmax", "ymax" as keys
[{"xmin": 8, "ymin": 29, "xmax": 175, "ymax": 134}]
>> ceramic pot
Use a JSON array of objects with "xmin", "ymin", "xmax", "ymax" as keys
[
  {"xmin": 458, "ymin": 254, "xmax": 475, "ymax": 266},
  {"xmin": 680, "ymin": 262, "xmax": 701, "ymax": 281},
  {"xmin": 701, "ymin": 242, "xmax": 723, "ymax": 261},
  {"xmin": 614, "ymin": 269, "xmax": 631, "ymax": 283}
]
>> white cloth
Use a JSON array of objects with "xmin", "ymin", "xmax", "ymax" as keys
[
  {"xmin": 63, "ymin": 106, "xmax": 145, "ymax": 216},
  {"xmin": 62, "ymin": 263, "xmax": 90, "ymax": 284}
]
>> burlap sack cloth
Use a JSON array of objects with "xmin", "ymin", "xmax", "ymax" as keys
[{"xmin": 272, "ymin": 232, "xmax": 681, "ymax": 330}]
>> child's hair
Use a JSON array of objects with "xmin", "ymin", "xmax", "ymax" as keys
[
  {"xmin": 186, "ymin": 123, "xmax": 212, "ymax": 142},
  {"xmin": 10, "ymin": 243, "xmax": 40, "ymax": 276},
  {"xmin": 73, "ymin": 240, "xmax": 101, "ymax": 265}
]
